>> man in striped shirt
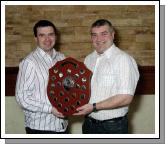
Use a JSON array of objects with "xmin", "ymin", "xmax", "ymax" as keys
[
  {"xmin": 15, "ymin": 20, "xmax": 68, "ymax": 134},
  {"xmin": 74, "ymin": 19, "xmax": 139, "ymax": 134}
]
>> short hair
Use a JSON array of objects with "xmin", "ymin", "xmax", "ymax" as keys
[
  {"xmin": 33, "ymin": 20, "xmax": 58, "ymax": 37},
  {"xmin": 91, "ymin": 19, "xmax": 114, "ymax": 33}
]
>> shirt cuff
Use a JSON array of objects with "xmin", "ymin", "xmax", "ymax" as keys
[{"xmin": 116, "ymin": 89, "xmax": 135, "ymax": 95}]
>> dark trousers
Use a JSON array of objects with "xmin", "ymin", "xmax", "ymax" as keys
[
  {"xmin": 82, "ymin": 115, "xmax": 128, "ymax": 134},
  {"xmin": 25, "ymin": 127, "xmax": 69, "ymax": 134}
]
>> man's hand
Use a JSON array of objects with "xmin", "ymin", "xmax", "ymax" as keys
[
  {"xmin": 73, "ymin": 104, "xmax": 93, "ymax": 116},
  {"xmin": 51, "ymin": 107, "xmax": 65, "ymax": 118}
]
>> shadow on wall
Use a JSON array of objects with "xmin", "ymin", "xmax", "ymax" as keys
[
  {"xmin": 54, "ymin": 29, "xmax": 61, "ymax": 52},
  {"xmin": 68, "ymin": 116, "xmax": 84, "ymax": 134},
  {"xmin": 113, "ymin": 28, "xmax": 120, "ymax": 47},
  {"xmin": 128, "ymin": 95, "xmax": 143, "ymax": 133}
]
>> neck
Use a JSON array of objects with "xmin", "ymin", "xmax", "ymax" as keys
[{"xmin": 46, "ymin": 49, "xmax": 53, "ymax": 57}]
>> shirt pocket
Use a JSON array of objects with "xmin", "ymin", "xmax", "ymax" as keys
[{"xmin": 98, "ymin": 74, "xmax": 115, "ymax": 87}]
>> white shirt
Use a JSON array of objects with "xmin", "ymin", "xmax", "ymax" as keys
[
  {"xmin": 84, "ymin": 44, "xmax": 139, "ymax": 120},
  {"xmin": 15, "ymin": 47, "xmax": 68, "ymax": 132}
]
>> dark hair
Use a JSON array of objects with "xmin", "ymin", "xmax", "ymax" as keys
[
  {"xmin": 33, "ymin": 20, "xmax": 58, "ymax": 37},
  {"xmin": 91, "ymin": 19, "xmax": 114, "ymax": 32}
]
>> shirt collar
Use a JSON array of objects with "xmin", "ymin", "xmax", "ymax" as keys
[{"xmin": 37, "ymin": 47, "xmax": 57, "ymax": 60}]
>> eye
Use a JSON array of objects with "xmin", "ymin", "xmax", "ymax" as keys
[
  {"xmin": 102, "ymin": 32, "xmax": 109, "ymax": 36},
  {"xmin": 91, "ymin": 33, "xmax": 97, "ymax": 37},
  {"xmin": 48, "ymin": 33, "xmax": 55, "ymax": 37},
  {"xmin": 38, "ymin": 34, "xmax": 45, "ymax": 37}
]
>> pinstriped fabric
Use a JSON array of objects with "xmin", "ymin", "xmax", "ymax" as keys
[
  {"xmin": 15, "ymin": 47, "xmax": 68, "ymax": 132},
  {"xmin": 84, "ymin": 44, "xmax": 139, "ymax": 120}
]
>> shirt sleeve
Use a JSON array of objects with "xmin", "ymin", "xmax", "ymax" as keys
[
  {"xmin": 115, "ymin": 54, "xmax": 140, "ymax": 95},
  {"xmin": 15, "ymin": 59, "xmax": 52, "ymax": 114},
  {"xmin": 84, "ymin": 54, "xmax": 92, "ymax": 71}
]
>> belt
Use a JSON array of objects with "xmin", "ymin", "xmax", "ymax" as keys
[{"xmin": 86, "ymin": 115, "xmax": 127, "ymax": 124}]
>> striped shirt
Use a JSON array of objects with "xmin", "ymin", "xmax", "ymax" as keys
[
  {"xmin": 15, "ymin": 47, "xmax": 68, "ymax": 132},
  {"xmin": 84, "ymin": 44, "xmax": 139, "ymax": 120}
]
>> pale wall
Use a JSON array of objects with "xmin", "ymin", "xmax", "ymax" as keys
[
  {"xmin": 5, "ymin": 95, "xmax": 155, "ymax": 134},
  {"xmin": 5, "ymin": 5, "xmax": 155, "ymax": 66}
]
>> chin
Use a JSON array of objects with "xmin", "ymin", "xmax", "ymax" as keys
[
  {"xmin": 96, "ymin": 50, "xmax": 104, "ymax": 54},
  {"xmin": 43, "ymin": 47, "xmax": 52, "ymax": 50},
  {"xmin": 96, "ymin": 47, "xmax": 105, "ymax": 52}
]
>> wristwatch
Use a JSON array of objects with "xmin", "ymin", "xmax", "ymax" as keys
[{"xmin": 92, "ymin": 103, "xmax": 97, "ymax": 112}]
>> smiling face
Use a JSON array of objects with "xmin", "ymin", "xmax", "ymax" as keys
[
  {"xmin": 91, "ymin": 25, "xmax": 115, "ymax": 54},
  {"xmin": 35, "ymin": 26, "xmax": 56, "ymax": 54}
]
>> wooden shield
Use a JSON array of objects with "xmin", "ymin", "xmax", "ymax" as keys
[{"xmin": 47, "ymin": 57, "xmax": 92, "ymax": 116}]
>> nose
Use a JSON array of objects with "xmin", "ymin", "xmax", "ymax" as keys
[
  {"xmin": 96, "ymin": 34, "xmax": 103, "ymax": 42},
  {"xmin": 45, "ymin": 35, "xmax": 49, "ymax": 39},
  {"xmin": 44, "ymin": 35, "xmax": 51, "ymax": 41}
]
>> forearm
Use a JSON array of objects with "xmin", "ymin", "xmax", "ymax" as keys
[
  {"xmin": 96, "ymin": 94, "xmax": 133, "ymax": 111},
  {"xmin": 74, "ymin": 94, "xmax": 133, "ymax": 116},
  {"xmin": 16, "ymin": 91, "xmax": 52, "ymax": 114}
]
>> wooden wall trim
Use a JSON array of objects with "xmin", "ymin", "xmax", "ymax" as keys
[
  {"xmin": 5, "ymin": 67, "xmax": 19, "ymax": 96},
  {"xmin": 135, "ymin": 66, "xmax": 155, "ymax": 94},
  {"xmin": 5, "ymin": 66, "xmax": 155, "ymax": 96}
]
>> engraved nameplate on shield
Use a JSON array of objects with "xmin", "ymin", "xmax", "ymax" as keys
[{"xmin": 47, "ymin": 57, "xmax": 92, "ymax": 116}]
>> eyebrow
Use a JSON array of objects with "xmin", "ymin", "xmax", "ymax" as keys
[
  {"xmin": 91, "ymin": 31, "xmax": 109, "ymax": 35},
  {"xmin": 38, "ymin": 32, "xmax": 55, "ymax": 35}
]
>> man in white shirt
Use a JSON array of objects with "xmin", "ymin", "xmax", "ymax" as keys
[
  {"xmin": 15, "ymin": 20, "xmax": 68, "ymax": 134},
  {"xmin": 74, "ymin": 19, "xmax": 139, "ymax": 134}
]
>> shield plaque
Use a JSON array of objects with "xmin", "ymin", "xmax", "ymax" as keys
[{"xmin": 47, "ymin": 57, "xmax": 92, "ymax": 116}]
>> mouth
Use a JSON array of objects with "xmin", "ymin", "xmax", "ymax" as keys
[
  {"xmin": 44, "ymin": 42, "xmax": 53, "ymax": 47},
  {"xmin": 44, "ymin": 41, "xmax": 51, "ymax": 45},
  {"xmin": 97, "ymin": 41, "xmax": 105, "ymax": 44},
  {"xmin": 96, "ymin": 41, "xmax": 105, "ymax": 47}
]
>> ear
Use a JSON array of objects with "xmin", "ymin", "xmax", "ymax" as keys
[{"xmin": 111, "ymin": 31, "xmax": 115, "ymax": 39}]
